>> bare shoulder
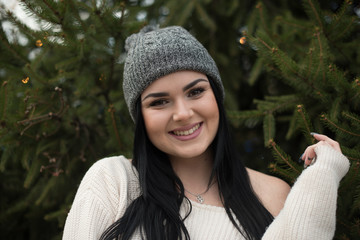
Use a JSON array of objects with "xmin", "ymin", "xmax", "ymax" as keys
[{"xmin": 246, "ymin": 168, "xmax": 291, "ymax": 217}]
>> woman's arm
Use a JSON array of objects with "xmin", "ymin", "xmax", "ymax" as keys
[
  {"xmin": 62, "ymin": 187, "xmax": 115, "ymax": 239},
  {"xmin": 62, "ymin": 156, "xmax": 134, "ymax": 240},
  {"xmin": 262, "ymin": 134, "xmax": 350, "ymax": 239}
]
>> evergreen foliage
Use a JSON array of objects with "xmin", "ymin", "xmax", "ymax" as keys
[
  {"xmin": 0, "ymin": 0, "xmax": 359, "ymax": 239},
  {"xmin": 230, "ymin": 1, "xmax": 360, "ymax": 238}
]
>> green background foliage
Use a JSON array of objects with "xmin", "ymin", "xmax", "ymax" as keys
[{"xmin": 0, "ymin": 0, "xmax": 359, "ymax": 239}]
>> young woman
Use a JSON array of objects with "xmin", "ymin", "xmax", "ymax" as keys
[{"xmin": 62, "ymin": 26, "xmax": 350, "ymax": 240}]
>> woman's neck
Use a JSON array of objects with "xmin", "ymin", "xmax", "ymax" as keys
[
  {"xmin": 169, "ymin": 149, "xmax": 214, "ymax": 192},
  {"xmin": 169, "ymin": 149, "xmax": 223, "ymax": 206}
]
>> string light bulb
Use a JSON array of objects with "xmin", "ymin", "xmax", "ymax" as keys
[
  {"xmin": 36, "ymin": 39, "xmax": 43, "ymax": 47},
  {"xmin": 22, "ymin": 77, "xmax": 29, "ymax": 84},
  {"xmin": 239, "ymin": 36, "xmax": 246, "ymax": 45}
]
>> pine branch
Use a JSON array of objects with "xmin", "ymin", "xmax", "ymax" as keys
[
  {"xmin": 44, "ymin": 208, "xmax": 67, "ymax": 221},
  {"xmin": 255, "ymin": 2, "xmax": 270, "ymax": 36},
  {"xmin": 247, "ymin": 58, "xmax": 263, "ymax": 85},
  {"xmin": 227, "ymin": 110, "xmax": 264, "ymax": 127},
  {"xmin": 340, "ymin": 161, "xmax": 360, "ymax": 194},
  {"xmin": 336, "ymin": 16, "xmax": 356, "ymax": 41},
  {"xmin": 268, "ymin": 139, "xmax": 301, "ymax": 182},
  {"xmin": 295, "ymin": 105, "xmax": 316, "ymax": 144},
  {"xmin": 306, "ymin": 47, "xmax": 314, "ymax": 79},
  {"xmin": 118, "ymin": 2, "xmax": 127, "ymax": 27},
  {"xmin": 5, "ymin": 9, "xmax": 37, "ymax": 39},
  {"xmin": 306, "ymin": 0, "xmax": 324, "ymax": 31},
  {"xmin": 23, "ymin": 152, "xmax": 42, "ymax": 188},
  {"xmin": 42, "ymin": 0, "xmax": 63, "ymax": 23},
  {"xmin": 328, "ymin": 0, "xmax": 356, "ymax": 40},
  {"xmin": 285, "ymin": 109, "xmax": 299, "ymax": 139},
  {"xmin": 263, "ymin": 113, "xmax": 275, "ymax": 146},
  {"xmin": 337, "ymin": 220, "xmax": 353, "ymax": 239},
  {"xmin": 1, "ymin": 196, "xmax": 29, "ymax": 220},
  {"xmin": 20, "ymin": 0, "xmax": 55, "ymax": 25},
  {"xmin": 90, "ymin": 2, "xmax": 124, "ymax": 35},
  {"xmin": 54, "ymin": 56, "xmax": 80, "ymax": 71},
  {"xmin": 0, "ymin": 81, "xmax": 8, "ymax": 121},
  {"xmin": 350, "ymin": 219, "xmax": 360, "ymax": 237},
  {"xmin": 342, "ymin": 111, "xmax": 360, "ymax": 130},
  {"xmin": 269, "ymin": 140, "xmax": 300, "ymax": 175},
  {"xmin": 321, "ymin": 114, "xmax": 360, "ymax": 137},
  {"xmin": 313, "ymin": 31, "xmax": 326, "ymax": 83},
  {"xmin": 0, "ymin": 33, "xmax": 29, "ymax": 64},
  {"xmin": 170, "ymin": 1, "xmax": 195, "ymax": 26},
  {"xmin": 274, "ymin": 16, "xmax": 309, "ymax": 31},
  {"xmin": 253, "ymin": 33, "xmax": 322, "ymax": 94},
  {"xmin": 35, "ymin": 176, "xmax": 60, "ymax": 205},
  {"xmin": 327, "ymin": 64, "xmax": 349, "ymax": 94},
  {"xmin": 268, "ymin": 162, "xmax": 296, "ymax": 184},
  {"xmin": 106, "ymin": 27, "xmax": 123, "ymax": 94},
  {"xmin": 341, "ymin": 146, "xmax": 360, "ymax": 162},
  {"xmin": 264, "ymin": 63, "xmax": 320, "ymax": 98},
  {"xmin": 329, "ymin": 97, "xmax": 342, "ymax": 120},
  {"xmin": 350, "ymin": 78, "xmax": 360, "ymax": 106},
  {"xmin": 17, "ymin": 87, "xmax": 68, "ymax": 135},
  {"xmin": 351, "ymin": 185, "xmax": 360, "ymax": 215},
  {"xmin": 262, "ymin": 95, "xmax": 298, "ymax": 112},
  {"xmin": 24, "ymin": 63, "xmax": 48, "ymax": 85},
  {"xmin": 107, "ymin": 104, "xmax": 122, "ymax": 149},
  {"xmin": 65, "ymin": 0, "xmax": 87, "ymax": 31},
  {"xmin": 329, "ymin": 0, "xmax": 350, "ymax": 30},
  {"xmin": 195, "ymin": 2, "xmax": 217, "ymax": 32}
]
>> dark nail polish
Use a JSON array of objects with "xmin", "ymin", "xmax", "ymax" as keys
[{"xmin": 298, "ymin": 154, "xmax": 304, "ymax": 163}]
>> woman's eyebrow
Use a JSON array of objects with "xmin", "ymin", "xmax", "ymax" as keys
[
  {"xmin": 183, "ymin": 78, "xmax": 208, "ymax": 92},
  {"xmin": 142, "ymin": 92, "xmax": 169, "ymax": 101},
  {"xmin": 142, "ymin": 78, "xmax": 208, "ymax": 102}
]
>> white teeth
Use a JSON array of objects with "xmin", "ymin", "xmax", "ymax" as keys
[{"xmin": 173, "ymin": 124, "xmax": 200, "ymax": 136}]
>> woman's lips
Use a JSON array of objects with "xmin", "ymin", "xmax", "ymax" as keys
[{"xmin": 169, "ymin": 122, "xmax": 203, "ymax": 141}]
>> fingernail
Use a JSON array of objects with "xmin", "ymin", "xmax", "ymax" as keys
[
  {"xmin": 310, "ymin": 132, "xmax": 319, "ymax": 136},
  {"xmin": 298, "ymin": 154, "xmax": 304, "ymax": 163},
  {"xmin": 304, "ymin": 163, "xmax": 308, "ymax": 169}
]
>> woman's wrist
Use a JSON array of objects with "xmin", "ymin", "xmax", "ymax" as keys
[{"xmin": 313, "ymin": 144, "xmax": 350, "ymax": 180}]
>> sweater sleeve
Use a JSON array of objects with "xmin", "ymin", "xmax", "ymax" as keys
[
  {"xmin": 262, "ymin": 145, "xmax": 350, "ymax": 240},
  {"xmin": 62, "ymin": 156, "xmax": 135, "ymax": 240}
]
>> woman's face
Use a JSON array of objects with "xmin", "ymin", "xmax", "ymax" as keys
[{"xmin": 141, "ymin": 70, "xmax": 219, "ymax": 161}]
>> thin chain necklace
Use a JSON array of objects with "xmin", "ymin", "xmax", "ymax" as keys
[{"xmin": 184, "ymin": 181, "xmax": 216, "ymax": 204}]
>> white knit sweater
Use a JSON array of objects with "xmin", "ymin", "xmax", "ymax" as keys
[{"xmin": 63, "ymin": 145, "xmax": 349, "ymax": 239}]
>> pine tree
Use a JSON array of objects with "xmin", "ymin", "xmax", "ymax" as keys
[
  {"xmin": 1, "ymin": 0, "xmax": 359, "ymax": 239},
  {"xmin": 0, "ymin": 0, "xmax": 141, "ymax": 239},
  {"xmin": 229, "ymin": 1, "xmax": 360, "ymax": 238}
]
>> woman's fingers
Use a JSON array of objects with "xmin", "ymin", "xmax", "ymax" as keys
[
  {"xmin": 300, "ymin": 133, "xmax": 342, "ymax": 168},
  {"xmin": 312, "ymin": 133, "xmax": 341, "ymax": 153},
  {"xmin": 302, "ymin": 144, "xmax": 317, "ymax": 166}
]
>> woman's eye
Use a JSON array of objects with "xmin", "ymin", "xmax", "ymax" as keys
[
  {"xmin": 149, "ymin": 99, "xmax": 168, "ymax": 107},
  {"xmin": 188, "ymin": 88, "xmax": 205, "ymax": 97}
]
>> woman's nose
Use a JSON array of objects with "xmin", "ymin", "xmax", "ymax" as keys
[{"xmin": 172, "ymin": 100, "xmax": 193, "ymax": 121}]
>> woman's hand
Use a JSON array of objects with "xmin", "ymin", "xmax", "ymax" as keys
[{"xmin": 300, "ymin": 133, "xmax": 342, "ymax": 167}]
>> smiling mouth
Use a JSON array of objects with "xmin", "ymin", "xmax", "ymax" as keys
[{"xmin": 172, "ymin": 123, "xmax": 201, "ymax": 136}]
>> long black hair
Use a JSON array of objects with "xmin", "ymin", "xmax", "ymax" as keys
[{"xmin": 100, "ymin": 77, "xmax": 274, "ymax": 240}]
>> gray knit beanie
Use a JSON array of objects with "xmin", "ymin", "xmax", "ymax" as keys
[{"xmin": 123, "ymin": 25, "xmax": 224, "ymax": 121}]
